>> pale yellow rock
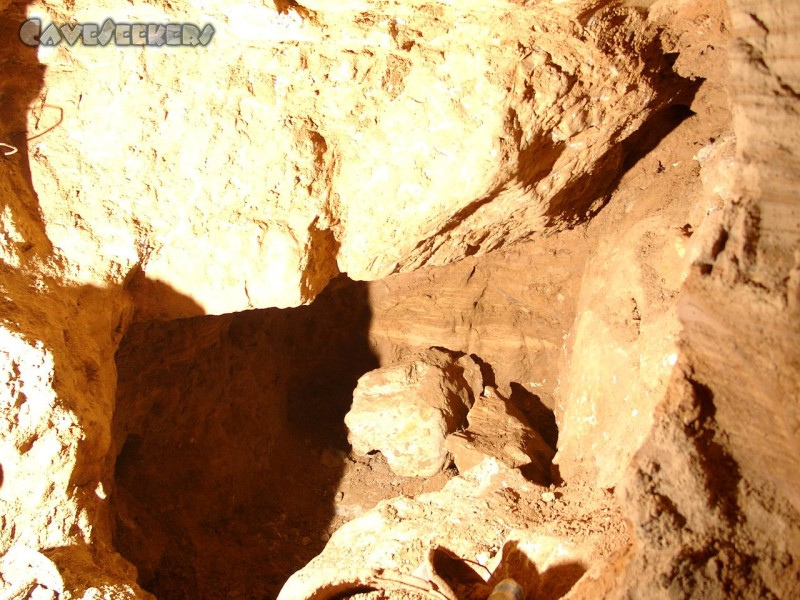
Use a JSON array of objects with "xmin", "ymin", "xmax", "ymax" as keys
[
  {"xmin": 345, "ymin": 348, "xmax": 477, "ymax": 477},
  {"xmin": 23, "ymin": 0, "xmax": 668, "ymax": 318},
  {"xmin": 554, "ymin": 213, "xmax": 692, "ymax": 488},
  {"xmin": 277, "ymin": 459, "xmax": 537, "ymax": 600},
  {"xmin": 2, "ymin": 0, "xmax": 792, "ymax": 597}
]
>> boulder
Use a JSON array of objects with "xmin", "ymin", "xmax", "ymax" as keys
[
  {"xmin": 345, "ymin": 349, "xmax": 481, "ymax": 477},
  {"xmin": 446, "ymin": 387, "xmax": 554, "ymax": 484}
]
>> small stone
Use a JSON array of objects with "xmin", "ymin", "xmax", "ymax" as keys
[
  {"xmin": 320, "ymin": 532, "xmax": 330, "ymax": 542},
  {"xmin": 301, "ymin": 536, "xmax": 312, "ymax": 546},
  {"xmin": 541, "ymin": 491, "xmax": 556, "ymax": 503}
]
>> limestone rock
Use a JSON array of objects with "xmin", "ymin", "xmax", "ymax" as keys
[
  {"xmin": 278, "ymin": 458, "xmax": 626, "ymax": 600},
  {"xmin": 455, "ymin": 354, "xmax": 485, "ymax": 402},
  {"xmin": 21, "ymin": 0, "xmax": 680, "ymax": 319},
  {"xmin": 277, "ymin": 459, "xmax": 539, "ymax": 600},
  {"xmin": 0, "ymin": 545, "xmax": 64, "ymax": 600},
  {"xmin": 345, "ymin": 348, "xmax": 479, "ymax": 477},
  {"xmin": 445, "ymin": 387, "xmax": 554, "ymax": 484},
  {"xmin": 553, "ymin": 214, "xmax": 689, "ymax": 488},
  {"xmin": 617, "ymin": 369, "xmax": 800, "ymax": 599}
]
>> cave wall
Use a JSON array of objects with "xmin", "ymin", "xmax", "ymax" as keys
[
  {"xmin": 554, "ymin": 0, "xmax": 736, "ymax": 487},
  {"xmin": 0, "ymin": 0, "xmax": 798, "ymax": 597},
  {"xmin": 0, "ymin": 2, "xmax": 145, "ymax": 594},
  {"xmin": 615, "ymin": 0, "xmax": 800, "ymax": 597},
  {"xmin": 366, "ymin": 229, "xmax": 587, "ymax": 411},
  {"xmin": 15, "ymin": 0, "xmax": 680, "ymax": 319}
]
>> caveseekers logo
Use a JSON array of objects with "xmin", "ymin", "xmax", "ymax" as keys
[{"xmin": 20, "ymin": 18, "xmax": 215, "ymax": 47}]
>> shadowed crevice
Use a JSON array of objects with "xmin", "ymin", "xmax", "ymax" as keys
[{"xmin": 112, "ymin": 275, "xmax": 377, "ymax": 598}]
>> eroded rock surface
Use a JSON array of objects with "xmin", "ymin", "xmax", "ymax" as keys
[
  {"xmin": 278, "ymin": 459, "xmax": 628, "ymax": 600},
  {"xmin": 445, "ymin": 386, "xmax": 554, "ymax": 485},
  {"xmin": 0, "ymin": 0, "xmax": 798, "ymax": 597},
  {"xmin": 21, "ymin": 0, "xmax": 684, "ymax": 318},
  {"xmin": 609, "ymin": 1, "xmax": 800, "ymax": 596},
  {"xmin": 367, "ymin": 230, "xmax": 587, "ymax": 412},
  {"xmin": 552, "ymin": 0, "xmax": 734, "ymax": 489}
]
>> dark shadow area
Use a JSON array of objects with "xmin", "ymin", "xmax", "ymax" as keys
[
  {"xmin": 111, "ymin": 275, "xmax": 378, "ymax": 599},
  {"xmin": 509, "ymin": 382, "xmax": 559, "ymax": 450},
  {"xmin": 491, "ymin": 540, "xmax": 587, "ymax": 600},
  {"xmin": 407, "ymin": 129, "xmax": 567, "ymax": 262},
  {"xmin": 125, "ymin": 266, "xmax": 209, "ymax": 321},
  {"xmin": 429, "ymin": 546, "xmax": 491, "ymax": 599},
  {"xmin": 538, "ymin": 562, "xmax": 588, "ymax": 600},
  {"xmin": 469, "ymin": 353, "xmax": 497, "ymax": 389},
  {"xmin": 285, "ymin": 277, "xmax": 379, "ymax": 449},
  {"xmin": 689, "ymin": 378, "xmax": 742, "ymax": 525},
  {"xmin": 0, "ymin": 269, "xmax": 205, "ymax": 596}
]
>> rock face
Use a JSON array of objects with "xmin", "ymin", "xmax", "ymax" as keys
[
  {"xmin": 445, "ymin": 387, "xmax": 555, "ymax": 484},
  {"xmin": 611, "ymin": 0, "xmax": 800, "ymax": 596},
  {"xmin": 345, "ymin": 348, "xmax": 479, "ymax": 477},
  {"xmin": 19, "ymin": 0, "xmax": 682, "ymax": 319},
  {"xmin": 110, "ymin": 278, "xmax": 378, "ymax": 597},
  {"xmin": 367, "ymin": 230, "xmax": 587, "ymax": 411},
  {"xmin": 552, "ymin": 0, "xmax": 734, "ymax": 490}
]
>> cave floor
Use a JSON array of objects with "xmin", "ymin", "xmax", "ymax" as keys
[{"xmin": 129, "ymin": 416, "xmax": 628, "ymax": 599}]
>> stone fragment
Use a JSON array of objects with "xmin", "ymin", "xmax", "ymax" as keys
[
  {"xmin": 278, "ymin": 459, "xmax": 538, "ymax": 600},
  {"xmin": 445, "ymin": 387, "xmax": 554, "ymax": 484},
  {"xmin": 456, "ymin": 354, "xmax": 485, "ymax": 401},
  {"xmin": 345, "ymin": 348, "xmax": 480, "ymax": 477}
]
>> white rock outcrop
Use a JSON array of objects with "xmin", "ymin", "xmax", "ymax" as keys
[{"xmin": 21, "ymin": 0, "xmax": 674, "ymax": 319}]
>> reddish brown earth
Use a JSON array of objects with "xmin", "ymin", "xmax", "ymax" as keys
[{"xmin": 0, "ymin": 0, "xmax": 798, "ymax": 599}]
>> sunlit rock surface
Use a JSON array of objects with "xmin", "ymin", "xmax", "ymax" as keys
[
  {"xmin": 0, "ymin": 0, "xmax": 798, "ymax": 597},
  {"xmin": 26, "ymin": 0, "xmax": 675, "ymax": 318}
]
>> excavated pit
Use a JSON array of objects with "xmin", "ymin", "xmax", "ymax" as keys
[
  {"xmin": 106, "ymin": 8, "xmax": 736, "ymax": 590},
  {"xmin": 111, "ymin": 260, "xmax": 572, "ymax": 598}
]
